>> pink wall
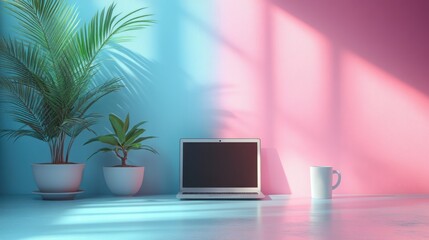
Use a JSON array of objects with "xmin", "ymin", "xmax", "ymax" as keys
[{"xmin": 214, "ymin": 0, "xmax": 429, "ymax": 196}]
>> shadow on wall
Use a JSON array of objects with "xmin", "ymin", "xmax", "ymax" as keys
[
  {"xmin": 82, "ymin": 44, "xmax": 225, "ymax": 195},
  {"xmin": 0, "ymin": 105, "xmax": 5, "ymax": 195},
  {"xmin": 269, "ymin": 0, "xmax": 429, "ymax": 194},
  {"xmin": 271, "ymin": 0, "xmax": 429, "ymax": 96},
  {"xmin": 261, "ymin": 148, "xmax": 291, "ymax": 194},
  {"xmin": 96, "ymin": 44, "xmax": 156, "ymax": 111},
  {"xmin": 79, "ymin": 45, "xmax": 163, "ymax": 196},
  {"xmin": 0, "ymin": 0, "xmax": 228, "ymax": 195},
  {"xmin": 0, "ymin": 1, "xmax": 9, "ymax": 195}
]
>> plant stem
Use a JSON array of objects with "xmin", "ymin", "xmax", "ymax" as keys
[
  {"xmin": 114, "ymin": 146, "xmax": 128, "ymax": 167},
  {"xmin": 49, "ymin": 132, "xmax": 66, "ymax": 164},
  {"xmin": 65, "ymin": 136, "xmax": 75, "ymax": 163},
  {"xmin": 121, "ymin": 147, "xmax": 128, "ymax": 167}
]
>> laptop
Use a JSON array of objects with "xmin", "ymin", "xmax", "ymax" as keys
[{"xmin": 176, "ymin": 138, "xmax": 265, "ymax": 200}]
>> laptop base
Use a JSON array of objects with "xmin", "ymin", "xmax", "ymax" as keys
[{"xmin": 176, "ymin": 192, "xmax": 265, "ymax": 200}]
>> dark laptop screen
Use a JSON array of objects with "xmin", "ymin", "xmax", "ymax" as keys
[{"xmin": 182, "ymin": 142, "xmax": 258, "ymax": 188}]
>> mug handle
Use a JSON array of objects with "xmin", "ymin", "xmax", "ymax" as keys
[{"xmin": 332, "ymin": 170, "xmax": 341, "ymax": 190}]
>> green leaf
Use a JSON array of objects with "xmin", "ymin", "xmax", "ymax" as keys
[
  {"xmin": 123, "ymin": 128, "xmax": 145, "ymax": 146},
  {"xmin": 129, "ymin": 144, "xmax": 158, "ymax": 155},
  {"xmin": 109, "ymin": 113, "xmax": 125, "ymax": 143},
  {"xmin": 125, "ymin": 121, "xmax": 146, "ymax": 140},
  {"xmin": 84, "ymin": 137, "xmax": 98, "ymax": 145},
  {"xmin": 123, "ymin": 113, "xmax": 130, "ymax": 134},
  {"xmin": 98, "ymin": 135, "xmax": 119, "ymax": 146},
  {"xmin": 131, "ymin": 136, "xmax": 155, "ymax": 145},
  {"xmin": 86, "ymin": 147, "xmax": 114, "ymax": 160},
  {"xmin": 131, "ymin": 143, "xmax": 141, "ymax": 148},
  {"xmin": 84, "ymin": 134, "xmax": 118, "ymax": 146},
  {"xmin": 84, "ymin": 133, "xmax": 111, "ymax": 145}
]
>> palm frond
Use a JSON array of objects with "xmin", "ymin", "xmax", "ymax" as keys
[
  {"xmin": 74, "ymin": 77, "xmax": 123, "ymax": 118},
  {"xmin": 0, "ymin": 38, "xmax": 52, "ymax": 90},
  {"xmin": 61, "ymin": 114, "xmax": 99, "ymax": 138},
  {"xmin": 0, "ymin": 128, "xmax": 45, "ymax": 142},
  {"xmin": 4, "ymin": 0, "xmax": 79, "ymax": 66},
  {"xmin": 1, "ymin": 0, "xmax": 153, "ymax": 164},
  {"xmin": 0, "ymin": 79, "xmax": 51, "ymax": 141},
  {"xmin": 74, "ymin": 3, "xmax": 153, "ymax": 81}
]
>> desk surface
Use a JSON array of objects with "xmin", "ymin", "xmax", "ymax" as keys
[{"xmin": 1, "ymin": 194, "xmax": 429, "ymax": 240}]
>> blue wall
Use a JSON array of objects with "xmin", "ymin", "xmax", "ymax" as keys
[{"xmin": 0, "ymin": 0, "xmax": 217, "ymax": 195}]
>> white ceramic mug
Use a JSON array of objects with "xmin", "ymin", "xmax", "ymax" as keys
[{"xmin": 310, "ymin": 166, "xmax": 341, "ymax": 199}]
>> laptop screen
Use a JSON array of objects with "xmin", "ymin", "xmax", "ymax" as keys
[{"xmin": 182, "ymin": 140, "xmax": 258, "ymax": 188}]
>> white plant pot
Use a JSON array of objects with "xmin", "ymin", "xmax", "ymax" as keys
[
  {"xmin": 32, "ymin": 163, "xmax": 85, "ymax": 193},
  {"xmin": 103, "ymin": 166, "xmax": 145, "ymax": 196}
]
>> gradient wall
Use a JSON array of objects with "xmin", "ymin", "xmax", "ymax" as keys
[{"xmin": 1, "ymin": 0, "xmax": 428, "ymax": 196}]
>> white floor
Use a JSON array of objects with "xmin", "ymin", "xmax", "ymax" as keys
[{"xmin": 1, "ymin": 194, "xmax": 428, "ymax": 240}]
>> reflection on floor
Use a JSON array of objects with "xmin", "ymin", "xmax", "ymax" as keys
[{"xmin": 1, "ymin": 194, "xmax": 428, "ymax": 240}]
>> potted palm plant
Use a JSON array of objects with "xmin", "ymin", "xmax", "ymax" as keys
[
  {"xmin": 85, "ymin": 113, "xmax": 158, "ymax": 196},
  {"xmin": 0, "ymin": 0, "xmax": 153, "ymax": 199}
]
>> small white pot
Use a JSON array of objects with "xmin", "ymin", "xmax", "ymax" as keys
[
  {"xmin": 32, "ymin": 163, "xmax": 85, "ymax": 193},
  {"xmin": 103, "ymin": 166, "xmax": 145, "ymax": 196}
]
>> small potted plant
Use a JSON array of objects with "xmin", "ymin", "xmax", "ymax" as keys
[{"xmin": 85, "ymin": 113, "xmax": 158, "ymax": 196}]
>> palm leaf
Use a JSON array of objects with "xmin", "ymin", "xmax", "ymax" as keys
[
  {"xmin": 0, "ymin": 38, "xmax": 52, "ymax": 90},
  {"xmin": 0, "ymin": 80, "xmax": 51, "ymax": 141},
  {"xmin": 61, "ymin": 114, "xmax": 99, "ymax": 138},
  {"xmin": 0, "ymin": 128, "xmax": 45, "ymax": 142},
  {"xmin": 74, "ymin": 3, "xmax": 153, "ymax": 82},
  {"xmin": 4, "ymin": 0, "xmax": 80, "ymax": 86},
  {"xmin": 4, "ymin": 0, "xmax": 79, "ymax": 58},
  {"xmin": 73, "ymin": 77, "xmax": 123, "ymax": 118}
]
